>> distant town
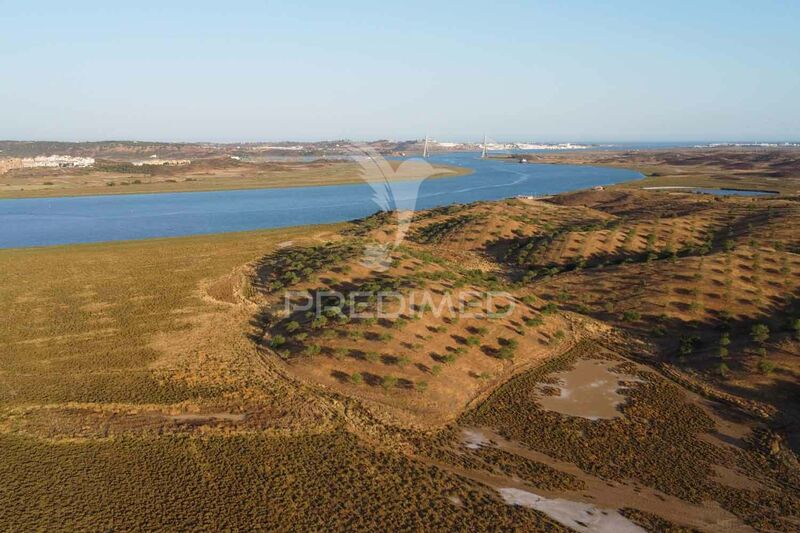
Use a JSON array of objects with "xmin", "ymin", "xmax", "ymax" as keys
[{"xmin": 0, "ymin": 139, "xmax": 593, "ymax": 174}]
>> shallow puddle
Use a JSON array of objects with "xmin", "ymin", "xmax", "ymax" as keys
[
  {"xmin": 498, "ymin": 487, "xmax": 645, "ymax": 533},
  {"xmin": 536, "ymin": 359, "xmax": 641, "ymax": 420}
]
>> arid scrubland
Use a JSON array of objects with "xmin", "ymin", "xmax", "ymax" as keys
[{"xmin": 1, "ymin": 186, "xmax": 798, "ymax": 531}]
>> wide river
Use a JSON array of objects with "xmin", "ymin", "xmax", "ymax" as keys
[{"xmin": 0, "ymin": 152, "xmax": 641, "ymax": 248}]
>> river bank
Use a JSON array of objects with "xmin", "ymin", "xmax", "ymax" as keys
[
  {"xmin": 0, "ymin": 159, "xmax": 471, "ymax": 199},
  {"xmin": 493, "ymin": 147, "xmax": 800, "ymax": 195},
  {"xmin": 0, "ymin": 153, "xmax": 642, "ymax": 248}
]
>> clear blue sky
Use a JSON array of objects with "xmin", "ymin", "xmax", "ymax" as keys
[{"xmin": 1, "ymin": 1, "xmax": 798, "ymax": 142}]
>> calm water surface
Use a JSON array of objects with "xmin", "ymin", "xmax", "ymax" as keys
[{"xmin": 0, "ymin": 152, "xmax": 642, "ymax": 248}]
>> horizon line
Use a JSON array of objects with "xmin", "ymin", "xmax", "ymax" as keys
[{"xmin": 1, "ymin": 137, "xmax": 799, "ymax": 146}]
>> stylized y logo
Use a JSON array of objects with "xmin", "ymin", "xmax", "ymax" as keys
[{"xmin": 345, "ymin": 145, "xmax": 437, "ymax": 271}]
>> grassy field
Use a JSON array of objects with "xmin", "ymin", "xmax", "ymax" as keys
[
  {"xmin": 1, "ymin": 182, "xmax": 799, "ymax": 530},
  {"xmin": 0, "ymin": 225, "xmax": 344, "ymax": 406},
  {"xmin": 0, "ymin": 159, "xmax": 470, "ymax": 199},
  {"xmin": 0, "ymin": 222, "xmax": 570, "ymax": 531},
  {"xmin": 1, "ymin": 430, "xmax": 566, "ymax": 531}
]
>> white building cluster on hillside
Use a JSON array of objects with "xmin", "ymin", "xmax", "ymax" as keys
[
  {"xmin": 0, "ymin": 155, "xmax": 95, "ymax": 174},
  {"xmin": 428, "ymin": 140, "xmax": 591, "ymax": 151},
  {"xmin": 21, "ymin": 155, "xmax": 95, "ymax": 168}
]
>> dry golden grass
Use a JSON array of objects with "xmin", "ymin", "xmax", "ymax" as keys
[
  {"xmin": 0, "ymin": 225, "xmax": 342, "ymax": 407},
  {"xmin": 0, "ymin": 430, "xmax": 567, "ymax": 531},
  {"xmin": 1, "ymin": 183, "xmax": 799, "ymax": 531}
]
